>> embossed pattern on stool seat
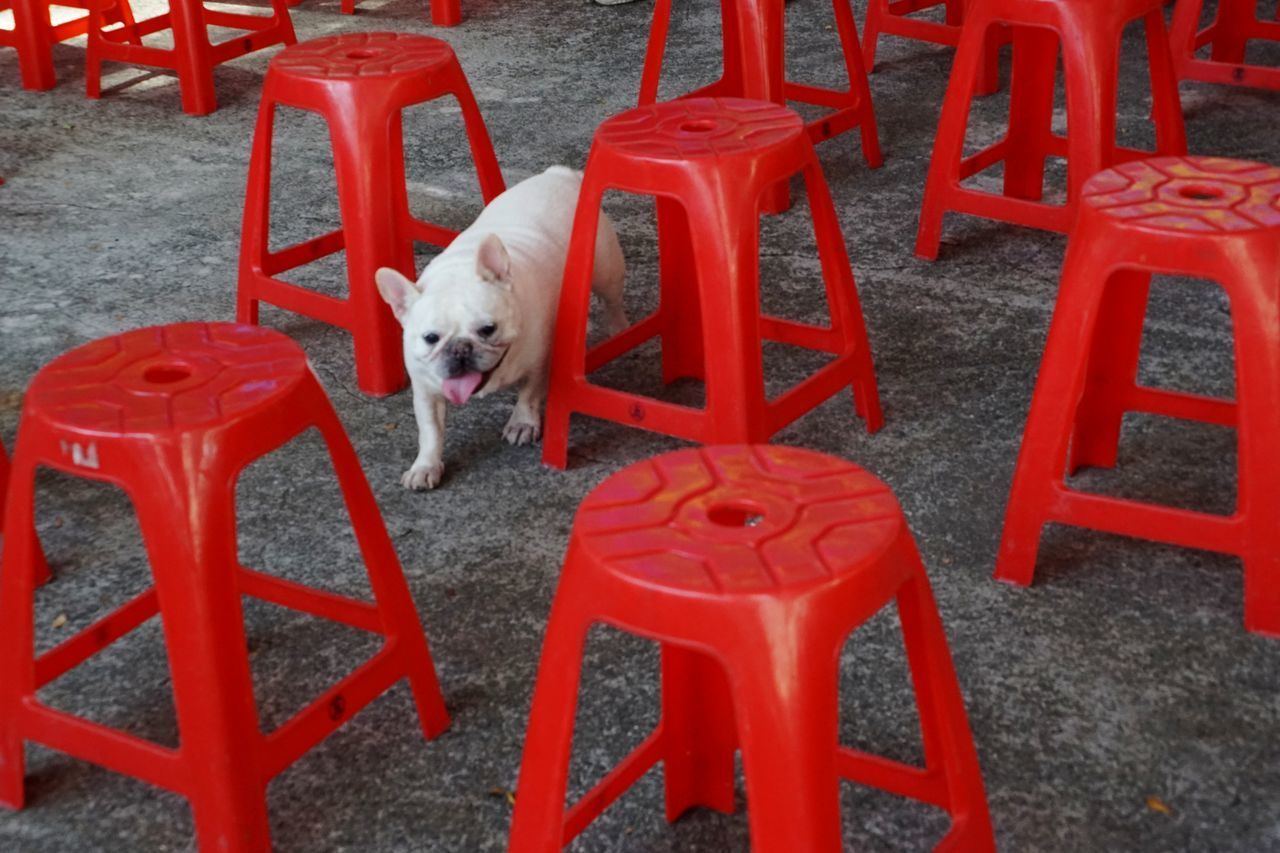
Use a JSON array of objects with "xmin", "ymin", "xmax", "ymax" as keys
[
  {"xmin": 27, "ymin": 323, "xmax": 307, "ymax": 435},
  {"xmin": 595, "ymin": 98, "xmax": 804, "ymax": 162},
  {"xmin": 575, "ymin": 446, "xmax": 902, "ymax": 594},
  {"xmin": 1082, "ymin": 156, "xmax": 1280, "ymax": 234},
  {"xmin": 270, "ymin": 32, "xmax": 457, "ymax": 81}
]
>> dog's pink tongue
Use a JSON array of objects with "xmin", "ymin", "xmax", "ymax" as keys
[{"xmin": 442, "ymin": 371, "xmax": 485, "ymax": 405}]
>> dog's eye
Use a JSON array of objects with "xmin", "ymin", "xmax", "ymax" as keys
[
  {"xmin": 423, "ymin": 333, "xmax": 440, "ymax": 346},
  {"xmin": 478, "ymin": 323, "xmax": 497, "ymax": 339}
]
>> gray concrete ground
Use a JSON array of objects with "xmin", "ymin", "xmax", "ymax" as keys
[{"xmin": 2, "ymin": 0, "xmax": 1279, "ymax": 850}]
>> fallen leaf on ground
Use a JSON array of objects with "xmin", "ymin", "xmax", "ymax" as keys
[
  {"xmin": 1146, "ymin": 796, "xmax": 1173, "ymax": 815},
  {"xmin": 52, "ymin": 614, "xmax": 68, "ymax": 629}
]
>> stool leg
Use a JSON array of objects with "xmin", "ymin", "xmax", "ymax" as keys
[
  {"xmin": 1207, "ymin": 0, "xmax": 1251, "ymax": 64},
  {"xmin": 895, "ymin": 544, "xmax": 994, "ymax": 849},
  {"xmin": 140, "ymin": 454, "xmax": 271, "ymax": 850},
  {"xmin": 12, "ymin": 0, "xmax": 56, "ymax": 90},
  {"xmin": 728, "ymin": 624, "xmax": 842, "ymax": 852},
  {"xmin": 542, "ymin": 173, "xmax": 607, "ymax": 469},
  {"xmin": 1168, "ymin": 0, "xmax": 1204, "ymax": 72},
  {"xmin": 803, "ymin": 154, "xmax": 883, "ymax": 432},
  {"xmin": 915, "ymin": 12, "xmax": 991, "ymax": 260},
  {"xmin": 269, "ymin": 0, "xmax": 297, "ymax": 46},
  {"xmin": 860, "ymin": 0, "xmax": 884, "ymax": 72},
  {"xmin": 1143, "ymin": 8, "xmax": 1188, "ymax": 156},
  {"xmin": 1067, "ymin": 270, "xmax": 1151, "ymax": 474},
  {"xmin": 0, "ymin": 449, "xmax": 42, "ymax": 809},
  {"xmin": 660, "ymin": 646, "xmax": 737, "ymax": 821},
  {"xmin": 1003, "ymin": 26, "xmax": 1059, "ymax": 203},
  {"xmin": 994, "ymin": 236, "xmax": 1111, "ymax": 585},
  {"xmin": 1060, "ymin": 14, "xmax": 1120, "ymax": 203},
  {"xmin": 431, "ymin": 0, "xmax": 461, "ymax": 27},
  {"xmin": 169, "ymin": 0, "xmax": 218, "ymax": 116},
  {"xmin": 444, "ymin": 65, "xmax": 506, "ymax": 204},
  {"xmin": 508, "ymin": 588, "xmax": 592, "ymax": 852},
  {"xmin": 638, "ymin": 0, "xmax": 674, "ymax": 105},
  {"xmin": 312, "ymin": 395, "xmax": 450, "ymax": 736},
  {"xmin": 329, "ymin": 104, "xmax": 415, "ymax": 396},
  {"xmin": 687, "ymin": 193, "xmax": 769, "ymax": 444},
  {"xmin": 831, "ymin": 0, "xmax": 883, "ymax": 168},
  {"xmin": 656, "ymin": 198, "xmax": 707, "ymax": 385},
  {"xmin": 237, "ymin": 95, "xmax": 277, "ymax": 327},
  {"xmin": 976, "ymin": 23, "xmax": 1007, "ymax": 97},
  {"xmin": 0, "ymin": 442, "xmax": 49, "ymax": 587},
  {"xmin": 1228, "ymin": 263, "xmax": 1280, "ymax": 637}
]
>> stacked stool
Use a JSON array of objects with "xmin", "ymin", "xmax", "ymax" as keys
[
  {"xmin": 1, "ymin": 0, "xmax": 136, "ymax": 90},
  {"xmin": 237, "ymin": 33, "xmax": 506, "ymax": 397},
  {"xmin": 510, "ymin": 445, "xmax": 995, "ymax": 850},
  {"xmin": 541, "ymin": 98, "xmax": 882, "ymax": 468},
  {"xmin": 915, "ymin": 0, "xmax": 1187, "ymax": 258},
  {"xmin": 995, "ymin": 156, "xmax": 1280, "ymax": 638},
  {"xmin": 0, "ymin": 323, "xmax": 451, "ymax": 849},
  {"xmin": 85, "ymin": 0, "xmax": 295, "ymax": 115},
  {"xmin": 638, "ymin": 0, "xmax": 881, "ymax": 170},
  {"xmin": 1170, "ymin": 0, "xmax": 1280, "ymax": 90}
]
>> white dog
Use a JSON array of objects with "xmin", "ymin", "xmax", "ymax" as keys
[{"xmin": 375, "ymin": 166, "xmax": 628, "ymax": 490}]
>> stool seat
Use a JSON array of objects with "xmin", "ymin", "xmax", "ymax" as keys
[
  {"xmin": 270, "ymin": 31, "xmax": 457, "ymax": 82},
  {"xmin": 510, "ymin": 446, "xmax": 994, "ymax": 851},
  {"xmin": 995, "ymin": 156, "xmax": 1280, "ymax": 637},
  {"xmin": 594, "ymin": 98, "xmax": 803, "ymax": 164},
  {"xmin": 1081, "ymin": 156, "xmax": 1280, "ymax": 234},
  {"xmin": 578, "ymin": 447, "xmax": 901, "ymax": 594},
  {"xmin": 28, "ymin": 324, "xmax": 305, "ymax": 434},
  {"xmin": 0, "ymin": 323, "xmax": 451, "ymax": 849}
]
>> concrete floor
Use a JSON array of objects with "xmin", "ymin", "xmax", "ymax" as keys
[{"xmin": 2, "ymin": 0, "xmax": 1279, "ymax": 850}]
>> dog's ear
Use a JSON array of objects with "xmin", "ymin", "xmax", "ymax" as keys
[
  {"xmin": 375, "ymin": 267, "xmax": 422, "ymax": 323},
  {"xmin": 476, "ymin": 234, "xmax": 511, "ymax": 287}
]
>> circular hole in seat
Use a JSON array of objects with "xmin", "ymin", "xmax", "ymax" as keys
[
  {"xmin": 679, "ymin": 119, "xmax": 718, "ymax": 133},
  {"xmin": 345, "ymin": 50, "xmax": 376, "ymax": 60},
  {"xmin": 708, "ymin": 500, "xmax": 766, "ymax": 528},
  {"xmin": 1178, "ymin": 183, "xmax": 1226, "ymax": 201},
  {"xmin": 143, "ymin": 364, "xmax": 193, "ymax": 384}
]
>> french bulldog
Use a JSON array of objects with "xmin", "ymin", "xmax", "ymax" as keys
[{"xmin": 375, "ymin": 166, "xmax": 628, "ymax": 490}]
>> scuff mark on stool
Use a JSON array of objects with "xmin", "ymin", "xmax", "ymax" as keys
[
  {"xmin": 628, "ymin": 403, "xmax": 645, "ymax": 422},
  {"xmin": 329, "ymin": 694, "xmax": 347, "ymax": 720}
]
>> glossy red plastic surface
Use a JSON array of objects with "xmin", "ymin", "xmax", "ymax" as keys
[
  {"xmin": 0, "ymin": 0, "xmax": 136, "ymax": 90},
  {"xmin": 509, "ymin": 445, "xmax": 994, "ymax": 851},
  {"xmin": 861, "ymin": 0, "xmax": 1002, "ymax": 94},
  {"xmin": 340, "ymin": 0, "xmax": 458, "ymax": 25},
  {"xmin": 83, "ymin": 0, "xmax": 295, "ymax": 115},
  {"xmin": 915, "ymin": 0, "xmax": 1188, "ymax": 259},
  {"xmin": 1170, "ymin": 0, "xmax": 1280, "ymax": 90},
  {"xmin": 0, "ymin": 323, "xmax": 451, "ymax": 849},
  {"xmin": 541, "ymin": 98, "xmax": 882, "ymax": 468},
  {"xmin": 0, "ymin": 440, "xmax": 48, "ymax": 586},
  {"xmin": 638, "ymin": 0, "xmax": 880, "ymax": 212},
  {"xmin": 237, "ymin": 33, "xmax": 506, "ymax": 397},
  {"xmin": 995, "ymin": 156, "xmax": 1280, "ymax": 637}
]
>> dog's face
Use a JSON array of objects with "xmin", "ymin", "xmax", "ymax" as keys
[{"xmin": 376, "ymin": 234, "xmax": 520, "ymax": 405}]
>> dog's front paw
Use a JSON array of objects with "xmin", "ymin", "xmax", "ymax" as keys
[
  {"xmin": 401, "ymin": 462, "xmax": 444, "ymax": 491},
  {"xmin": 503, "ymin": 416, "xmax": 542, "ymax": 447}
]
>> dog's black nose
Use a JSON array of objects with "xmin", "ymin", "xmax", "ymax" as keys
[{"xmin": 445, "ymin": 340, "xmax": 475, "ymax": 378}]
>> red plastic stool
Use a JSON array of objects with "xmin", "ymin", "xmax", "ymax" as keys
[
  {"xmin": 0, "ymin": 439, "xmax": 48, "ymax": 586},
  {"xmin": 861, "ymin": 0, "xmax": 1003, "ymax": 95},
  {"xmin": 509, "ymin": 445, "xmax": 995, "ymax": 851},
  {"xmin": 341, "ymin": 0, "xmax": 459, "ymax": 25},
  {"xmin": 0, "ymin": 0, "xmax": 136, "ymax": 90},
  {"xmin": 237, "ymin": 32, "xmax": 505, "ymax": 398},
  {"xmin": 84, "ymin": 0, "xmax": 295, "ymax": 115},
  {"xmin": 1169, "ymin": 0, "xmax": 1280, "ymax": 90},
  {"xmin": 915, "ymin": 0, "xmax": 1188, "ymax": 259},
  {"xmin": 638, "ymin": 0, "xmax": 881, "ymax": 172},
  {"xmin": 542, "ymin": 98, "xmax": 882, "ymax": 468},
  {"xmin": 994, "ymin": 156, "xmax": 1280, "ymax": 637},
  {"xmin": 0, "ymin": 323, "xmax": 451, "ymax": 848}
]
